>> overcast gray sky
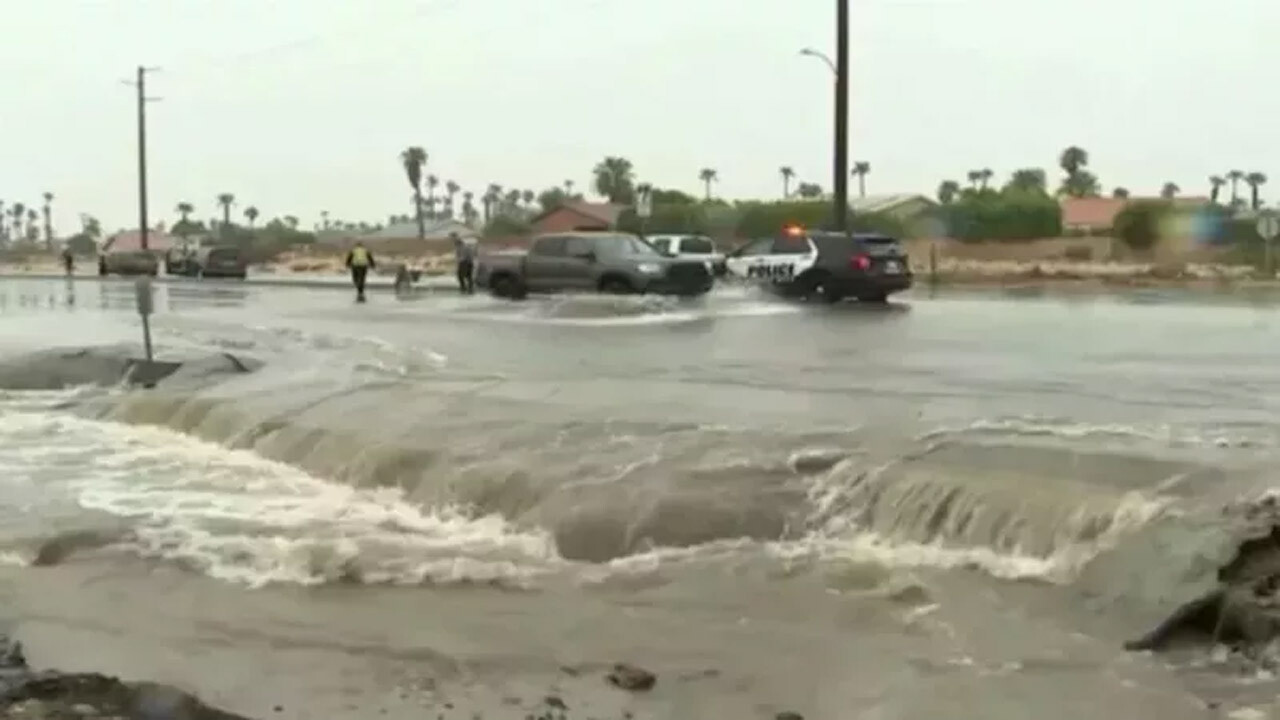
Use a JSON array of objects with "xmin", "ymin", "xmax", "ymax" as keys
[{"xmin": 3, "ymin": 0, "xmax": 1275, "ymax": 233}]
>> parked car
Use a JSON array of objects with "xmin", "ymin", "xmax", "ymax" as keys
[
  {"xmin": 475, "ymin": 232, "xmax": 713, "ymax": 300},
  {"xmin": 185, "ymin": 246, "xmax": 248, "ymax": 279},
  {"xmin": 164, "ymin": 246, "xmax": 199, "ymax": 275},
  {"xmin": 723, "ymin": 225, "xmax": 912, "ymax": 303},
  {"xmin": 645, "ymin": 234, "xmax": 727, "ymax": 276},
  {"xmin": 98, "ymin": 249, "xmax": 158, "ymax": 277}
]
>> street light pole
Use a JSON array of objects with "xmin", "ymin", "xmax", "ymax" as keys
[{"xmin": 833, "ymin": 0, "xmax": 850, "ymax": 232}]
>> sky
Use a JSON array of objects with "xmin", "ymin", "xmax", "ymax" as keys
[{"xmin": 2, "ymin": 0, "xmax": 1276, "ymax": 233}]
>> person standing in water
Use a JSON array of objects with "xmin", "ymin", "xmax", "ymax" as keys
[
  {"xmin": 451, "ymin": 232, "xmax": 477, "ymax": 294},
  {"xmin": 344, "ymin": 241, "xmax": 376, "ymax": 302},
  {"xmin": 61, "ymin": 247, "xmax": 74, "ymax": 277}
]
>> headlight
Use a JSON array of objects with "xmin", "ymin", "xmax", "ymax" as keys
[{"xmin": 636, "ymin": 263, "xmax": 663, "ymax": 275}]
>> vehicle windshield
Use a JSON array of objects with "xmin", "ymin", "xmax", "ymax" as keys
[
  {"xmin": 679, "ymin": 237, "xmax": 715, "ymax": 254},
  {"xmin": 600, "ymin": 234, "xmax": 661, "ymax": 257}
]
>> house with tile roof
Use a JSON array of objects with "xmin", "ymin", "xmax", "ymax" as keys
[
  {"xmin": 530, "ymin": 202, "xmax": 628, "ymax": 233},
  {"xmin": 1061, "ymin": 196, "xmax": 1212, "ymax": 236},
  {"xmin": 849, "ymin": 194, "xmax": 937, "ymax": 219},
  {"xmin": 100, "ymin": 229, "xmax": 178, "ymax": 254}
]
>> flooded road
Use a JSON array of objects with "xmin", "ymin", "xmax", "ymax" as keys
[{"xmin": 0, "ymin": 276, "xmax": 1277, "ymax": 719}]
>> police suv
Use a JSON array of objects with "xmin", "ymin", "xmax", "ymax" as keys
[{"xmin": 723, "ymin": 225, "xmax": 912, "ymax": 303}]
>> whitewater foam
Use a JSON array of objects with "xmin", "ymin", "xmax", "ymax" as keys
[{"xmin": 0, "ymin": 396, "xmax": 557, "ymax": 588}]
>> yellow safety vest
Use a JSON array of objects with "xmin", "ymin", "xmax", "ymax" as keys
[{"xmin": 350, "ymin": 246, "xmax": 370, "ymax": 267}]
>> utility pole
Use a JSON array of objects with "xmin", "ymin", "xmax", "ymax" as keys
[
  {"xmin": 832, "ymin": 0, "xmax": 850, "ymax": 232},
  {"xmin": 124, "ymin": 66, "xmax": 160, "ymax": 250}
]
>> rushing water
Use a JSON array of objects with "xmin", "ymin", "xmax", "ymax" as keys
[{"xmin": 1, "ymin": 276, "xmax": 1279, "ymax": 719}]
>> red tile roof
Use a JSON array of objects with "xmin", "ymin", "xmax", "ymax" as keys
[
  {"xmin": 102, "ymin": 229, "xmax": 178, "ymax": 253},
  {"xmin": 532, "ymin": 201, "xmax": 626, "ymax": 226},
  {"xmin": 1060, "ymin": 197, "xmax": 1126, "ymax": 229}
]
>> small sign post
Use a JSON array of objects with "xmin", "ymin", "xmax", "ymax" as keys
[
  {"xmin": 1256, "ymin": 212, "xmax": 1279, "ymax": 277},
  {"xmin": 636, "ymin": 185, "xmax": 652, "ymax": 235},
  {"xmin": 134, "ymin": 277, "xmax": 154, "ymax": 362}
]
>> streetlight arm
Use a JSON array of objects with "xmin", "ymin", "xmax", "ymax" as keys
[{"xmin": 799, "ymin": 48, "xmax": 837, "ymax": 75}]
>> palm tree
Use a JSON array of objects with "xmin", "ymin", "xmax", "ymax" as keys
[
  {"xmin": 40, "ymin": 190, "xmax": 53, "ymax": 249},
  {"xmin": 780, "ymin": 166, "xmax": 795, "ymax": 198},
  {"xmin": 11, "ymin": 202, "xmax": 25, "ymax": 241},
  {"xmin": 520, "ymin": 189, "xmax": 535, "ymax": 208},
  {"xmin": 564, "ymin": 179, "xmax": 575, "ymax": 196},
  {"xmin": 503, "ymin": 189, "xmax": 521, "ymax": 214},
  {"xmin": 1006, "ymin": 169, "xmax": 1046, "ymax": 193},
  {"xmin": 1160, "ymin": 182, "xmax": 1180, "ymax": 199},
  {"xmin": 966, "ymin": 170, "xmax": 982, "ymax": 190},
  {"xmin": 244, "ymin": 206, "xmax": 259, "ymax": 228},
  {"xmin": 592, "ymin": 157, "xmax": 636, "ymax": 204},
  {"xmin": 283, "ymin": 215, "xmax": 299, "ymax": 230},
  {"xmin": 1057, "ymin": 146, "xmax": 1094, "ymax": 197},
  {"xmin": 176, "ymin": 202, "xmax": 194, "ymax": 223},
  {"xmin": 462, "ymin": 191, "xmax": 477, "ymax": 226},
  {"xmin": 1226, "ymin": 170, "xmax": 1245, "ymax": 206},
  {"xmin": 445, "ymin": 180, "xmax": 460, "ymax": 218},
  {"xmin": 937, "ymin": 180, "xmax": 961, "ymax": 204},
  {"xmin": 851, "ymin": 161, "xmax": 871, "ymax": 197},
  {"xmin": 1059, "ymin": 146, "xmax": 1088, "ymax": 175},
  {"xmin": 400, "ymin": 146, "xmax": 427, "ymax": 242},
  {"xmin": 482, "ymin": 185, "xmax": 501, "ymax": 223},
  {"xmin": 1111, "ymin": 187, "xmax": 1130, "ymax": 199},
  {"xmin": 216, "ymin": 193, "xmax": 235, "ymax": 238},
  {"xmin": 1209, "ymin": 175, "xmax": 1226, "ymax": 204},
  {"xmin": 1246, "ymin": 172, "xmax": 1268, "ymax": 210},
  {"xmin": 978, "ymin": 168, "xmax": 994, "ymax": 190},
  {"xmin": 698, "ymin": 168, "xmax": 718, "ymax": 200},
  {"xmin": 425, "ymin": 174, "xmax": 440, "ymax": 219},
  {"xmin": 795, "ymin": 183, "xmax": 823, "ymax": 199}
]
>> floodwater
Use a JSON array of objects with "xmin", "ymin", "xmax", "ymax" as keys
[{"xmin": 0, "ymin": 276, "xmax": 1279, "ymax": 719}]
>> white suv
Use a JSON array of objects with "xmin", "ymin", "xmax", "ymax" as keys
[{"xmin": 645, "ymin": 234, "xmax": 726, "ymax": 276}]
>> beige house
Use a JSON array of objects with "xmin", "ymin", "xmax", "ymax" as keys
[{"xmin": 849, "ymin": 194, "xmax": 937, "ymax": 220}]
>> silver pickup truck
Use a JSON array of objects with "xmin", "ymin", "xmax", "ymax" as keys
[{"xmin": 475, "ymin": 232, "xmax": 714, "ymax": 300}]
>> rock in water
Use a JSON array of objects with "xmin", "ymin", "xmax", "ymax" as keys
[
  {"xmin": 606, "ymin": 663, "xmax": 656, "ymax": 692},
  {"xmin": 0, "ymin": 632, "xmax": 256, "ymax": 719}
]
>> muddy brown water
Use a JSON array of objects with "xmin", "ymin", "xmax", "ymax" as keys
[{"xmin": 0, "ymin": 277, "xmax": 1279, "ymax": 718}]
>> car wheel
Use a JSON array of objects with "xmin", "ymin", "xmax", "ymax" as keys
[
  {"xmin": 490, "ymin": 274, "xmax": 525, "ymax": 300},
  {"xmin": 599, "ymin": 277, "xmax": 632, "ymax": 294},
  {"xmin": 802, "ymin": 273, "xmax": 844, "ymax": 303}
]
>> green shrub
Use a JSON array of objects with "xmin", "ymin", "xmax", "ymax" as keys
[{"xmin": 1112, "ymin": 200, "xmax": 1171, "ymax": 251}]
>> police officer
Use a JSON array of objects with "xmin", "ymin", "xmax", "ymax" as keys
[
  {"xmin": 344, "ymin": 241, "xmax": 376, "ymax": 302},
  {"xmin": 452, "ymin": 232, "xmax": 476, "ymax": 294}
]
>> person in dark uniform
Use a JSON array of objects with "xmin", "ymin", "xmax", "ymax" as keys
[
  {"xmin": 452, "ymin": 232, "xmax": 476, "ymax": 294},
  {"xmin": 344, "ymin": 241, "xmax": 376, "ymax": 302},
  {"xmin": 61, "ymin": 248, "xmax": 74, "ymax": 276}
]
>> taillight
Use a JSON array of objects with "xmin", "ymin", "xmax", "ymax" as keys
[{"xmin": 850, "ymin": 254, "xmax": 871, "ymax": 271}]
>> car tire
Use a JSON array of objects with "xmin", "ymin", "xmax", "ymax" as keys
[
  {"xmin": 490, "ymin": 274, "xmax": 526, "ymax": 300},
  {"xmin": 599, "ymin": 277, "xmax": 632, "ymax": 295},
  {"xmin": 801, "ymin": 272, "xmax": 844, "ymax": 304}
]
